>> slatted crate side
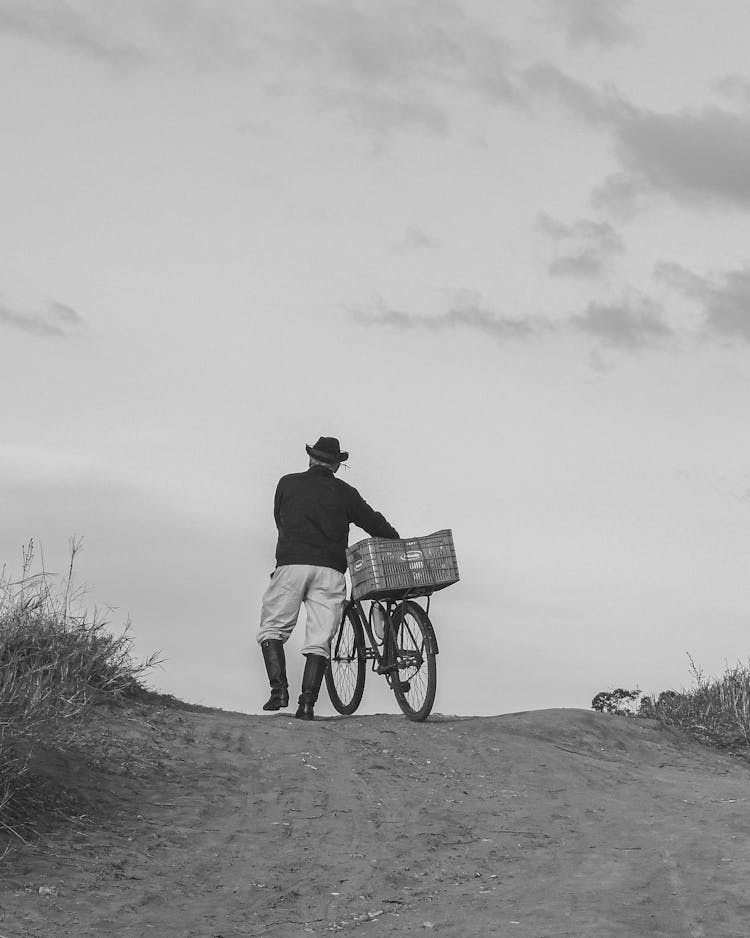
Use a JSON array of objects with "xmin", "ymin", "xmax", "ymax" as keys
[{"xmin": 347, "ymin": 529, "xmax": 459, "ymax": 600}]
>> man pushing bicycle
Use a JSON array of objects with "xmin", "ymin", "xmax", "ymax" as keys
[{"xmin": 257, "ymin": 436, "xmax": 400, "ymax": 720}]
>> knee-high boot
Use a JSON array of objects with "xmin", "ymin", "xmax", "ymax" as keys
[
  {"xmin": 294, "ymin": 654, "xmax": 327, "ymax": 721},
  {"xmin": 261, "ymin": 639, "xmax": 289, "ymax": 711}
]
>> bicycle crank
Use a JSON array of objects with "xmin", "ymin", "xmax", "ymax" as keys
[{"xmin": 376, "ymin": 653, "xmax": 422, "ymax": 675}]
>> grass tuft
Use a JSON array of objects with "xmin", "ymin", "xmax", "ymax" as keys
[
  {"xmin": 639, "ymin": 654, "xmax": 750, "ymax": 753},
  {"xmin": 1, "ymin": 538, "xmax": 159, "ymax": 847}
]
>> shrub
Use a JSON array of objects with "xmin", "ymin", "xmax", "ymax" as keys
[
  {"xmin": 642, "ymin": 656, "xmax": 750, "ymax": 751},
  {"xmin": 593, "ymin": 656, "xmax": 750, "ymax": 754},
  {"xmin": 1, "ymin": 539, "xmax": 157, "ymax": 844},
  {"xmin": 591, "ymin": 687, "xmax": 644, "ymax": 715}
]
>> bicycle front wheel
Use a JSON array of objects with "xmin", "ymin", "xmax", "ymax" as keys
[
  {"xmin": 325, "ymin": 602, "xmax": 366, "ymax": 715},
  {"xmin": 388, "ymin": 601, "xmax": 438, "ymax": 722}
]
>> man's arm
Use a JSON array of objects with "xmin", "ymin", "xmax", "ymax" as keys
[{"xmin": 348, "ymin": 487, "xmax": 399, "ymax": 539}]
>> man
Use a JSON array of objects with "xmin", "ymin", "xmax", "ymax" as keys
[{"xmin": 257, "ymin": 436, "xmax": 399, "ymax": 721}]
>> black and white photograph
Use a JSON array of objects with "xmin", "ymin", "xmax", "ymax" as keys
[{"xmin": 2, "ymin": 1, "xmax": 750, "ymax": 935}]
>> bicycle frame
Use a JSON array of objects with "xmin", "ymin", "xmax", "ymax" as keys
[{"xmin": 342, "ymin": 594, "xmax": 439, "ymax": 687}]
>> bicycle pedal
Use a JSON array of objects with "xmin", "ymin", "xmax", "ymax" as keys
[{"xmin": 399, "ymin": 681, "xmax": 411, "ymax": 693}]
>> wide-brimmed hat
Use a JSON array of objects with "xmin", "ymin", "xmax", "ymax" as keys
[{"xmin": 306, "ymin": 436, "xmax": 349, "ymax": 464}]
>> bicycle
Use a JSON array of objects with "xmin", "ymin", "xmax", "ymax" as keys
[
  {"xmin": 326, "ymin": 530, "xmax": 458, "ymax": 722},
  {"xmin": 325, "ymin": 591, "xmax": 440, "ymax": 722}
]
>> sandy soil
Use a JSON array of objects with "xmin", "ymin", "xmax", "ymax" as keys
[{"xmin": 2, "ymin": 700, "xmax": 750, "ymax": 938}]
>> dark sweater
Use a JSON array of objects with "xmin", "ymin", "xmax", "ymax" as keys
[{"xmin": 273, "ymin": 465, "xmax": 399, "ymax": 573}]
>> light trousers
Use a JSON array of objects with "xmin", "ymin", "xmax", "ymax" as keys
[{"xmin": 257, "ymin": 564, "xmax": 347, "ymax": 658}]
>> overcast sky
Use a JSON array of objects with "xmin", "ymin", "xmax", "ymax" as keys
[{"xmin": 2, "ymin": 0, "xmax": 749, "ymax": 717}]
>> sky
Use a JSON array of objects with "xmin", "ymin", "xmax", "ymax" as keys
[{"xmin": 2, "ymin": 0, "xmax": 750, "ymax": 717}]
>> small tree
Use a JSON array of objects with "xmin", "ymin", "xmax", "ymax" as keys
[{"xmin": 591, "ymin": 687, "xmax": 643, "ymax": 716}]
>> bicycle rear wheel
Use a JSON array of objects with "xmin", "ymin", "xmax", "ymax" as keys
[
  {"xmin": 388, "ymin": 600, "xmax": 437, "ymax": 722},
  {"xmin": 325, "ymin": 602, "xmax": 366, "ymax": 715}
]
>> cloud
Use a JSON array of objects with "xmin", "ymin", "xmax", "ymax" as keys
[
  {"xmin": 352, "ymin": 296, "xmax": 543, "ymax": 341},
  {"xmin": 589, "ymin": 171, "xmax": 650, "ymax": 219},
  {"xmin": 276, "ymin": 0, "xmax": 517, "ymax": 140},
  {"xmin": 0, "ymin": 0, "xmax": 153, "ymax": 68},
  {"xmin": 0, "ymin": 298, "xmax": 86, "ymax": 338},
  {"xmin": 258, "ymin": 1, "xmax": 519, "ymax": 135},
  {"xmin": 536, "ymin": 213, "xmax": 625, "ymax": 277},
  {"xmin": 49, "ymin": 300, "xmax": 86, "ymax": 325},
  {"xmin": 19, "ymin": 0, "xmax": 744, "ymax": 183},
  {"xmin": 538, "ymin": 0, "xmax": 636, "ymax": 48},
  {"xmin": 0, "ymin": 0, "xmax": 277, "ymax": 71},
  {"xmin": 521, "ymin": 64, "xmax": 620, "ymax": 126},
  {"xmin": 523, "ymin": 64, "xmax": 750, "ymax": 211},
  {"xmin": 570, "ymin": 295, "xmax": 673, "ymax": 349},
  {"xmin": 289, "ymin": 1, "xmax": 517, "ymax": 100},
  {"xmin": 394, "ymin": 227, "xmax": 440, "ymax": 251},
  {"xmin": 657, "ymin": 262, "xmax": 750, "ymax": 343},
  {"xmin": 713, "ymin": 74, "xmax": 750, "ymax": 108},
  {"xmin": 615, "ymin": 106, "xmax": 750, "ymax": 208},
  {"xmin": 321, "ymin": 88, "xmax": 449, "ymax": 137},
  {"xmin": 353, "ymin": 290, "xmax": 675, "ymax": 353},
  {"xmin": 0, "ymin": 1, "xmax": 518, "ymax": 136}
]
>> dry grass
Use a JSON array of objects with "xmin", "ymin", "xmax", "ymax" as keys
[
  {"xmin": 640, "ymin": 655, "xmax": 750, "ymax": 753},
  {"xmin": 0, "ymin": 539, "xmax": 158, "ymax": 847}
]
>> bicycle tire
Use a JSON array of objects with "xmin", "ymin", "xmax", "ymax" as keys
[
  {"xmin": 325, "ymin": 601, "xmax": 366, "ymax": 715},
  {"xmin": 388, "ymin": 600, "xmax": 437, "ymax": 722}
]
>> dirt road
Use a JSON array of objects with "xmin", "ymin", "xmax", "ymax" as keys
[{"xmin": 3, "ymin": 702, "xmax": 750, "ymax": 937}]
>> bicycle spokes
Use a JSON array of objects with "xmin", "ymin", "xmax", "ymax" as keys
[
  {"xmin": 389, "ymin": 601, "xmax": 437, "ymax": 721},
  {"xmin": 393, "ymin": 621, "xmax": 424, "ymax": 676},
  {"xmin": 325, "ymin": 604, "xmax": 366, "ymax": 715}
]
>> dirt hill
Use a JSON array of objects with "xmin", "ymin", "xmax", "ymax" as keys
[{"xmin": 2, "ymin": 701, "xmax": 749, "ymax": 937}]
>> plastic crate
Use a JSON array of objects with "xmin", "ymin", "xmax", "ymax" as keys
[{"xmin": 346, "ymin": 529, "xmax": 459, "ymax": 601}]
